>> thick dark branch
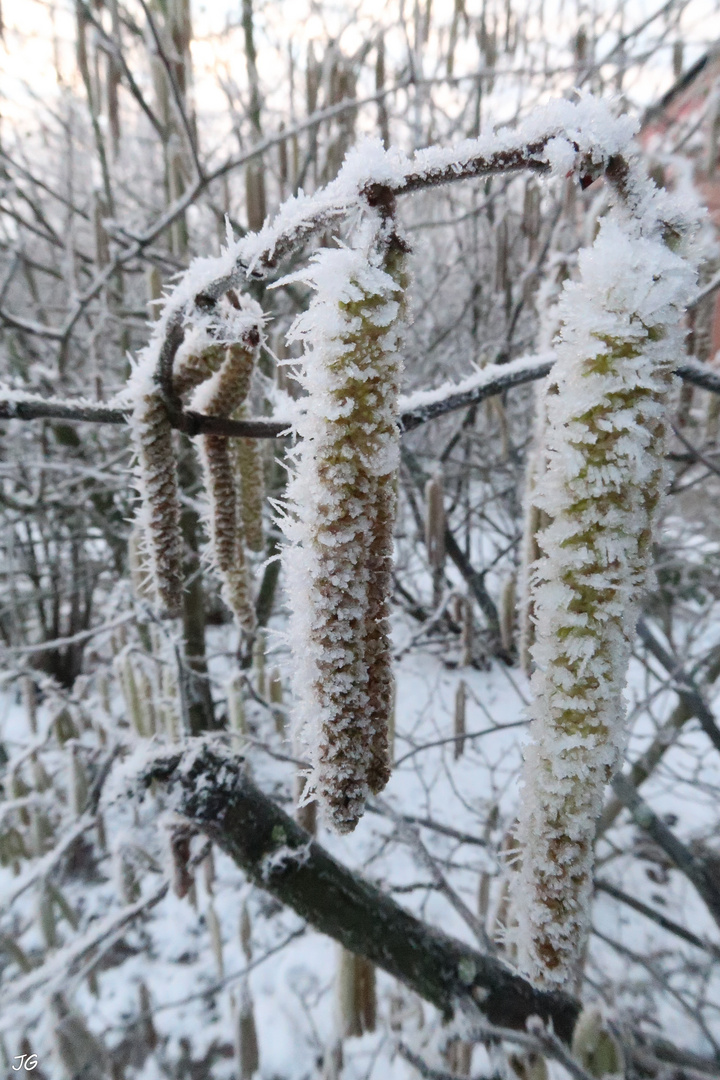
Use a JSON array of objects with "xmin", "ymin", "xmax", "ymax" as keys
[{"xmin": 140, "ymin": 742, "xmax": 580, "ymax": 1041}]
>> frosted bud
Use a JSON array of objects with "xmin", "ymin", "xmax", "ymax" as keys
[
  {"xmin": 424, "ymin": 474, "xmax": 446, "ymax": 571},
  {"xmin": 48, "ymin": 881, "xmax": 79, "ymax": 931},
  {"xmin": 336, "ymin": 947, "xmax": 376, "ymax": 1038},
  {"xmin": 20, "ymin": 676, "xmax": 37, "ymax": 735},
  {"xmin": 477, "ymin": 870, "xmax": 491, "ymax": 921},
  {"xmin": 461, "ymin": 594, "xmax": 474, "ymax": 667},
  {"xmin": 169, "ymin": 826, "xmax": 195, "ymax": 900},
  {"xmin": 672, "ymin": 40, "xmax": 684, "ymax": 80},
  {"xmin": 571, "ymin": 1007, "xmax": 624, "ymax": 1077},
  {"xmin": 707, "ymin": 89, "xmax": 720, "ymax": 179},
  {"xmin": 53, "ymin": 706, "xmax": 79, "ymax": 745},
  {"xmin": 207, "ymin": 902, "xmax": 224, "ymax": 977},
  {"xmin": 30, "ymin": 805, "xmax": 52, "ymax": 858},
  {"xmin": 114, "ymin": 848, "xmax": 140, "ymax": 905},
  {"xmin": 68, "ymin": 744, "xmax": 89, "ymax": 817},
  {"xmin": 322, "ymin": 1039, "xmax": 344, "ymax": 1080},
  {"xmin": 138, "ymin": 982, "xmax": 157, "ymax": 1052},
  {"xmin": 499, "ymin": 572, "xmax": 516, "ymax": 655},
  {"xmin": 240, "ymin": 901, "xmax": 253, "ymax": 961},
  {"xmin": 454, "ymin": 680, "xmax": 467, "ymax": 759},
  {"xmin": 253, "ymin": 631, "xmax": 266, "ymax": 698},
  {"xmin": 0, "ymin": 826, "xmax": 28, "ymax": 867},
  {"xmin": 494, "ymin": 218, "xmax": 509, "ymax": 293},
  {"xmin": 245, "ymin": 161, "xmax": 267, "ymax": 233},
  {"xmin": 445, "ymin": 1040, "xmax": 472, "ymax": 1075},
  {"xmin": 235, "ymin": 982, "xmax": 260, "ymax": 1079},
  {"xmin": 509, "ymin": 1052, "xmax": 548, "ymax": 1080},
  {"xmin": 269, "ymin": 668, "xmax": 285, "ymax": 736},
  {"xmin": 37, "ymin": 878, "xmax": 57, "ymax": 950},
  {"xmin": 51, "ymin": 992, "xmax": 109, "ymax": 1080},
  {"xmin": 227, "ymin": 673, "xmax": 247, "ymax": 734},
  {"xmin": 523, "ymin": 180, "xmax": 541, "ymax": 251},
  {"xmin": 114, "ymin": 653, "xmax": 147, "ymax": 739}
]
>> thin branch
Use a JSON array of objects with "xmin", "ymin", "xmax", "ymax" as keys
[
  {"xmin": 610, "ymin": 772, "xmax": 720, "ymax": 930},
  {"xmin": 594, "ymin": 877, "xmax": 720, "ymax": 958}
]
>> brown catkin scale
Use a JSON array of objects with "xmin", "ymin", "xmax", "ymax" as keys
[{"xmin": 132, "ymin": 387, "xmax": 183, "ymax": 617}]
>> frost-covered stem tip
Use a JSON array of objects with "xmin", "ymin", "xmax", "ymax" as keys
[
  {"xmin": 515, "ymin": 162, "xmax": 698, "ymax": 987},
  {"xmin": 284, "ymin": 215, "xmax": 409, "ymax": 833}
]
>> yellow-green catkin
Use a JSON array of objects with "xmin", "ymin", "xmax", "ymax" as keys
[
  {"xmin": 284, "ymin": 222, "xmax": 408, "ymax": 833},
  {"xmin": 515, "ymin": 188, "xmax": 698, "ymax": 988}
]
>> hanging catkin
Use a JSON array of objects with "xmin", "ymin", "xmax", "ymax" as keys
[
  {"xmin": 337, "ymin": 947, "xmax": 377, "ymax": 1038},
  {"xmin": 424, "ymin": 472, "xmax": 446, "ymax": 609},
  {"xmin": 514, "ymin": 172, "xmax": 698, "ymax": 988},
  {"xmin": 231, "ymin": 418, "xmax": 266, "ymax": 553},
  {"xmin": 131, "ymin": 381, "xmax": 183, "ymax": 617},
  {"xmin": 283, "ymin": 219, "xmax": 408, "ymax": 833},
  {"xmin": 193, "ymin": 321, "xmax": 262, "ymax": 631}
]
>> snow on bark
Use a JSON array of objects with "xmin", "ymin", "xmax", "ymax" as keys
[
  {"xmin": 281, "ymin": 215, "xmax": 409, "ymax": 834},
  {"xmin": 514, "ymin": 155, "xmax": 700, "ymax": 988}
]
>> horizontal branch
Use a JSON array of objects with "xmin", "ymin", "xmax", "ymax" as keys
[
  {"xmin": 4, "ymin": 354, "xmax": 719, "ymax": 439},
  {"xmin": 140, "ymin": 742, "xmax": 580, "ymax": 1041}
]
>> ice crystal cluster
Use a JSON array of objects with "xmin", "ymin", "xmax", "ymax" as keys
[
  {"xmin": 515, "ymin": 159, "xmax": 699, "ymax": 987},
  {"xmin": 281, "ymin": 217, "xmax": 409, "ymax": 834}
]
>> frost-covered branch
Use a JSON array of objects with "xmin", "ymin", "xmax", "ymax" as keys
[{"xmin": 3, "ymin": 355, "xmax": 720, "ymax": 438}]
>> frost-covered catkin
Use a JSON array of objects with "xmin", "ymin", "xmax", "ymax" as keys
[
  {"xmin": 515, "ymin": 176, "xmax": 698, "ymax": 987},
  {"xmin": 283, "ymin": 225, "xmax": 408, "ymax": 833},
  {"xmin": 131, "ymin": 382, "xmax": 183, "ymax": 617},
  {"xmin": 231, "ymin": 422, "xmax": 266, "ymax": 553},
  {"xmin": 193, "ymin": 326, "xmax": 261, "ymax": 631}
]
